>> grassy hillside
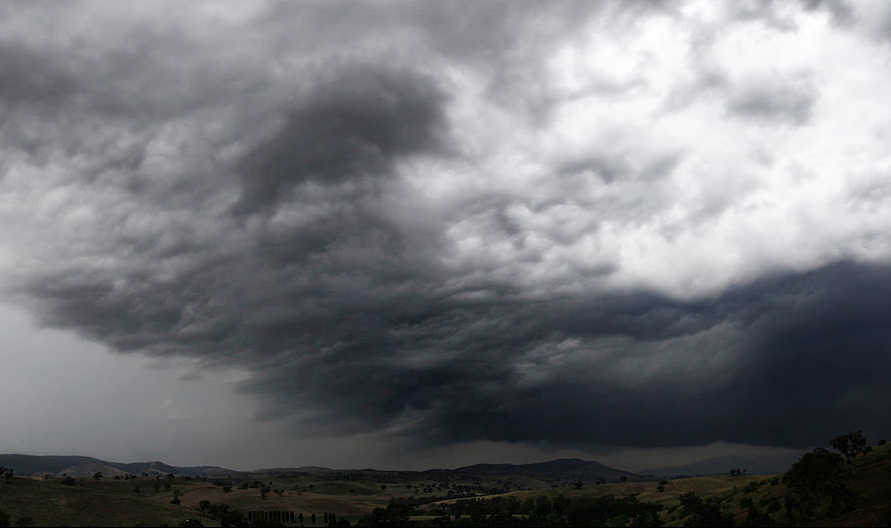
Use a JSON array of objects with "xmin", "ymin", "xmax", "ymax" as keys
[
  {"xmin": 0, "ymin": 477, "xmax": 216, "ymax": 527},
  {"xmin": 811, "ymin": 440, "xmax": 891, "ymax": 527},
  {"xmin": 416, "ymin": 473, "xmax": 778, "ymax": 525},
  {"xmin": 0, "ymin": 442, "xmax": 888, "ymax": 526},
  {"xmin": 414, "ymin": 440, "xmax": 891, "ymax": 526}
]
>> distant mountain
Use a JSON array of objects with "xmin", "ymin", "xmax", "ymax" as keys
[
  {"xmin": 429, "ymin": 458, "xmax": 645, "ymax": 482},
  {"xmin": 639, "ymin": 452, "xmax": 804, "ymax": 478},
  {"xmin": 0, "ymin": 454, "xmax": 640, "ymax": 482},
  {"xmin": 0, "ymin": 454, "xmax": 241, "ymax": 478}
]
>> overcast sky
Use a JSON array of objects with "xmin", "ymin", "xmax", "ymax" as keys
[{"xmin": 2, "ymin": 0, "xmax": 891, "ymax": 471}]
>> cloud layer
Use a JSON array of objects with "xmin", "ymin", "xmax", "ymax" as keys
[{"xmin": 3, "ymin": 0, "xmax": 891, "ymax": 453}]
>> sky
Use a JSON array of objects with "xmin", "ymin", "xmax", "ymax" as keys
[{"xmin": 1, "ymin": 0, "xmax": 891, "ymax": 472}]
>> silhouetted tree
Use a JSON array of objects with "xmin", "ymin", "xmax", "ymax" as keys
[
  {"xmin": 93, "ymin": 472, "xmax": 103, "ymax": 480},
  {"xmin": 831, "ymin": 431, "xmax": 867, "ymax": 474},
  {"xmin": 783, "ymin": 447, "xmax": 854, "ymax": 522}
]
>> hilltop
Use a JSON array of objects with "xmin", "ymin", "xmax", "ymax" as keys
[
  {"xmin": 434, "ymin": 457, "xmax": 643, "ymax": 482},
  {"xmin": 0, "ymin": 454, "xmax": 240, "ymax": 478},
  {"xmin": 0, "ymin": 454, "xmax": 640, "ymax": 484}
]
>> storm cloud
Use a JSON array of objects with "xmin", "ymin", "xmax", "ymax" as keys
[{"xmin": 2, "ymin": 0, "xmax": 890, "ymax": 460}]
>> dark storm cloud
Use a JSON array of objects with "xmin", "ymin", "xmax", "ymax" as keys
[
  {"xmin": 234, "ymin": 64, "xmax": 447, "ymax": 215},
  {"xmin": 0, "ymin": 41, "xmax": 77, "ymax": 106},
  {"xmin": 241, "ymin": 262, "xmax": 891, "ymax": 449},
  {"xmin": 4, "ymin": 0, "xmax": 891, "ymax": 457}
]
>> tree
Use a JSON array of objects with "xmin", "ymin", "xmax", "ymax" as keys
[
  {"xmin": 219, "ymin": 509, "xmax": 246, "ymax": 528},
  {"xmin": 783, "ymin": 447, "xmax": 854, "ymax": 522},
  {"xmin": 831, "ymin": 431, "xmax": 867, "ymax": 474},
  {"xmin": 93, "ymin": 472, "xmax": 103, "ymax": 480},
  {"xmin": 13, "ymin": 518, "xmax": 34, "ymax": 528},
  {"xmin": 171, "ymin": 488, "xmax": 182, "ymax": 505},
  {"xmin": 0, "ymin": 509, "xmax": 9, "ymax": 528},
  {"xmin": 678, "ymin": 492, "xmax": 734, "ymax": 527}
]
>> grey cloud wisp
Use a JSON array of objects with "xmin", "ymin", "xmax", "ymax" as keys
[{"xmin": 3, "ymin": 0, "xmax": 891, "ymax": 455}]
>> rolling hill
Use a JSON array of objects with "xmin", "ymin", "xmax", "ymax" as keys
[
  {"xmin": 434, "ymin": 457, "xmax": 644, "ymax": 482},
  {"xmin": 1, "ymin": 443, "xmax": 889, "ymax": 526},
  {"xmin": 0, "ymin": 454, "xmax": 240, "ymax": 478}
]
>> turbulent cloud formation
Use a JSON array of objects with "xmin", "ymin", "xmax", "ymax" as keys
[
  {"xmin": 2, "ymin": 0, "xmax": 891, "ymax": 458},
  {"xmin": 233, "ymin": 63, "xmax": 447, "ymax": 215}
]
